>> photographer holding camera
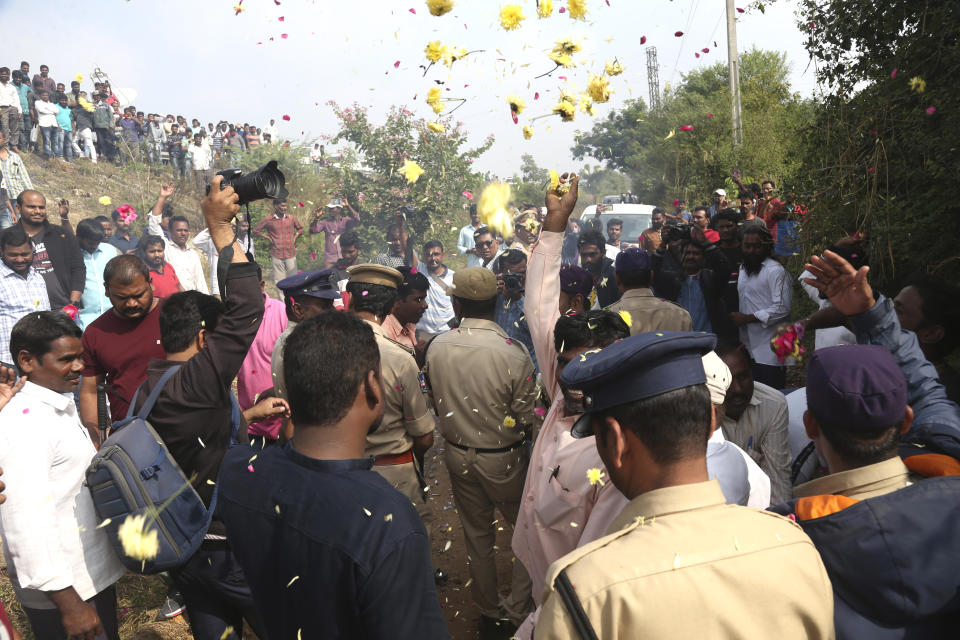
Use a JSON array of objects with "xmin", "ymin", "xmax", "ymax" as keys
[
  {"xmin": 374, "ymin": 208, "xmax": 418, "ymax": 268},
  {"xmin": 495, "ymin": 248, "xmax": 538, "ymax": 372},
  {"xmin": 652, "ymin": 225, "xmax": 734, "ymax": 340}
]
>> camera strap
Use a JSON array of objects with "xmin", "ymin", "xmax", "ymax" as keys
[{"xmin": 215, "ymin": 205, "xmax": 251, "ymax": 299}]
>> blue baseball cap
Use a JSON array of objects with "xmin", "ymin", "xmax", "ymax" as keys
[{"xmin": 562, "ymin": 331, "xmax": 717, "ymax": 438}]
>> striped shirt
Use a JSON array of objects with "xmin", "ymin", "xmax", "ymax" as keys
[
  {"xmin": 0, "ymin": 262, "xmax": 50, "ymax": 364},
  {"xmin": 253, "ymin": 214, "xmax": 302, "ymax": 260},
  {"xmin": 0, "ymin": 151, "xmax": 33, "ymax": 199},
  {"xmin": 415, "ymin": 262, "xmax": 455, "ymax": 334}
]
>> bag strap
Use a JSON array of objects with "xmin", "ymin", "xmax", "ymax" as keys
[
  {"xmin": 427, "ymin": 269, "xmax": 452, "ymax": 296},
  {"xmin": 127, "ymin": 365, "xmax": 182, "ymax": 421},
  {"xmin": 554, "ymin": 569, "xmax": 599, "ymax": 640},
  {"xmin": 206, "ymin": 391, "xmax": 244, "ymax": 516}
]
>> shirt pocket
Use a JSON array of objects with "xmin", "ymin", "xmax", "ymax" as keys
[{"xmin": 536, "ymin": 467, "xmax": 586, "ymax": 533}]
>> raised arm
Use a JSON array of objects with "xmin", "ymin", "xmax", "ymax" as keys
[
  {"xmin": 526, "ymin": 173, "xmax": 580, "ymax": 389},
  {"xmin": 149, "ymin": 182, "xmax": 175, "ymax": 232}
]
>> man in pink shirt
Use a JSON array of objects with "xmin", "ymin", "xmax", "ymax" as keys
[
  {"xmin": 237, "ymin": 268, "xmax": 288, "ymax": 440},
  {"xmin": 512, "ymin": 173, "xmax": 632, "ymax": 638},
  {"xmin": 309, "ymin": 198, "xmax": 360, "ymax": 268},
  {"xmin": 382, "ymin": 266, "xmax": 428, "ymax": 360}
]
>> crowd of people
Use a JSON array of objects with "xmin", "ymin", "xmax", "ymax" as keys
[
  {"xmin": 0, "ymin": 60, "xmax": 283, "ymax": 199},
  {"xmin": 0, "ymin": 125, "xmax": 960, "ymax": 640}
]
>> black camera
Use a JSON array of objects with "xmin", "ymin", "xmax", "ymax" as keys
[
  {"xmin": 502, "ymin": 273, "xmax": 525, "ymax": 292},
  {"xmin": 660, "ymin": 222, "xmax": 696, "ymax": 244},
  {"xmin": 210, "ymin": 160, "xmax": 288, "ymax": 206}
]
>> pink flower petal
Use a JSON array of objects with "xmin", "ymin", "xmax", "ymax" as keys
[
  {"xmin": 674, "ymin": 31, "xmax": 684, "ymax": 37},
  {"xmin": 640, "ymin": 35, "xmax": 647, "ymax": 45},
  {"xmin": 247, "ymin": 465, "xmax": 255, "ymax": 472},
  {"xmin": 702, "ymin": 47, "xmax": 710, "ymax": 53},
  {"xmin": 559, "ymin": 6, "xmax": 566, "ymax": 12},
  {"xmin": 409, "ymin": 7, "xmax": 416, "ymax": 13},
  {"xmin": 534, "ymin": 92, "xmax": 540, "ymax": 100},
  {"xmin": 736, "ymin": 7, "xmax": 745, "ymax": 13},
  {"xmin": 926, "ymin": 106, "xmax": 937, "ymax": 115},
  {"xmin": 462, "ymin": 190, "xmax": 474, "ymax": 199},
  {"xmin": 706, "ymin": 113, "xmax": 715, "ymax": 118},
  {"xmin": 297, "ymin": 201, "xmax": 304, "ymax": 207},
  {"xmin": 410, "ymin": 267, "xmax": 418, "ymax": 274},
  {"xmin": 282, "ymin": 114, "xmax": 291, "ymax": 121},
  {"xmin": 278, "ymin": 16, "xmax": 284, "ymax": 21},
  {"xmin": 310, "ymin": 252, "xmax": 317, "ymax": 260},
  {"xmin": 281, "ymin": 33, "xmax": 288, "ymax": 39},
  {"xmin": 891, "ymin": 68, "xmax": 898, "ymax": 79},
  {"xmin": 680, "ymin": 125, "xmax": 694, "ymax": 131},
  {"xmin": 394, "ymin": 60, "xmax": 401, "ymax": 68},
  {"xmin": 22, "ymin": 408, "xmax": 29, "ymax": 414},
  {"xmin": 534, "ymin": 407, "xmax": 547, "ymax": 417},
  {"xmin": 695, "ymin": 53, "xmax": 700, "ymax": 58}
]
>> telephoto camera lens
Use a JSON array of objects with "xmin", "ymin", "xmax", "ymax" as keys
[{"xmin": 214, "ymin": 160, "xmax": 289, "ymax": 205}]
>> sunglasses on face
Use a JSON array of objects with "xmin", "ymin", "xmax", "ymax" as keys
[{"xmin": 477, "ymin": 240, "xmax": 494, "ymax": 248}]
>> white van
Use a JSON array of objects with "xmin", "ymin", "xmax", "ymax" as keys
[{"xmin": 578, "ymin": 203, "xmax": 655, "ymax": 248}]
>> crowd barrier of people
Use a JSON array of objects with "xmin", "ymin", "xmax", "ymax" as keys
[{"xmin": 1, "ymin": 66, "xmax": 960, "ymax": 640}]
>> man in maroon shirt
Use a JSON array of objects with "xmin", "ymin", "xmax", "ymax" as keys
[
  {"xmin": 79, "ymin": 254, "xmax": 165, "ymax": 445},
  {"xmin": 252, "ymin": 199, "xmax": 302, "ymax": 283}
]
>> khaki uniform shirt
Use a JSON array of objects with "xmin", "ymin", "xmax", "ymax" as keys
[
  {"xmin": 270, "ymin": 321, "xmax": 296, "ymax": 401},
  {"xmin": 535, "ymin": 481, "xmax": 835, "ymax": 640},
  {"xmin": 424, "ymin": 317, "xmax": 538, "ymax": 449},
  {"xmin": 363, "ymin": 320, "xmax": 434, "ymax": 457},
  {"xmin": 794, "ymin": 456, "xmax": 915, "ymax": 502},
  {"xmin": 722, "ymin": 381, "xmax": 793, "ymax": 504},
  {"xmin": 604, "ymin": 288, "xmax": 692, "ymax": 335}
]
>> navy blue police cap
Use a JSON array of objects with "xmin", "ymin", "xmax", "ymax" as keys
[
  {"xmin": 276, "ymin": 269, "xmax": 341, "ymax": 300},
  {"xmin": 563, "ymin": 331, "xmax": 717, "ymax": 438},
  {"xmin": 615, "ymin": 247, "xmax": 652, "ymax": 272},
  {"xmin": 807, "ymin": 344, "xmax": 907, "ymax": 431}
]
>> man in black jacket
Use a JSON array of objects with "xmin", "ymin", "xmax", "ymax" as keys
[
  {"xmin": 15, "ymin": 190, "xmax": 84, "ymax": 309},
  {"xmin": 132, "ymin": 176, "xmax": 289, "ymax": 640},
  {"xmin": 653, "ymin": 238, "xmax": 733, "ymax": 341}
]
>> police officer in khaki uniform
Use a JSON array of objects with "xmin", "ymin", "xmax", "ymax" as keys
[
  {"xmin": 535, "ymin": 331, "xmax": 835, "ymax": 639},
  {"xmin": 345, "ymin": 264, "xmax": 436, "ymax": 527},
  {"xmin": 604, "ymin": 248, "xmax": 692, "ymax": 334},
  {"xmin": 424, "ymin": 267, "xmax": 539, "ymax": 638}
]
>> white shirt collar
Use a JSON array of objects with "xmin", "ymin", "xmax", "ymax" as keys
[{"xmin": 20, "ymin": 380, "xmax": 76, "ymax": 414}]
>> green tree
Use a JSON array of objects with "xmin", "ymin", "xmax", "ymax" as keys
[
  {"xmin": 572, "ymin": 49, "xmax": 814, "ymax": 206},
  {"xmin": 318, "ymin": 103, "xmax": 493, "ymax": 265}
]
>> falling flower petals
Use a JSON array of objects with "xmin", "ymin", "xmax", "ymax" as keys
[
  {"xmin": 680, "ymin": 125, "xmax": 694, "ymax": 132},
  {"xmin": 926, "ymin": 106, "xmax": 937, "ymax": 115},
  {"xmin": 522, "ymin": 124, "xmax": 534, "ymax": 139},
  {"xmin": 568, "ymin": 0, "xmax": 587, "ymax": 20},
  {"xmin": 674, "ymin": 31, "xmax": 684, "ymax": 37},
  {"xmin": 394, "ymin": 60, "xmax": 401, "ymax": 68},
  {"xmin": 640, "ymin": 35, "xmax": 647, "ymax": 45},
  {"xmin": 537, "ymin": 0, "xmax": 554, "ymax": 18},
  {"xmin": 908, "ymin": 76, "xmax": 926, "ymax": 93},
  {"xmin": 507, "ymin": 95, "xmax": 526, "ymax": 123},
  {"xmin": 586, "ymin": 468, "xmax": 605, "ymax": 486},
  {"xmin": 503, "ymin": 416, "xmax": 517, "ymax": 428},
  {"xmin": 605, "ymin": 59, "xmax": 624, "ymax": 76},
  {"xmin": 118, "ymin": 514, "xmax": 159, "ymax": 562},
  {"xmin": 499, "ymin": 4, "xmax": 525, "ymax": 31},
  {"xmin": 401, "ymin": 160, "xmax": 425, "ymax": 183},
  {"xmin": 618, "ymin": 310, "xmax": 632, "ymax": 327},
  {"xmin": 281, "ymin": 33, "xmax": 288, "ymax": 39},
  {"xmin": 427, "ymin": 121, "xmax": 446, "ymax": 133},
  {"xmin": 891, "ymin": 68, "xmax": 898, "ymax": 79},
  {"xmin": 278, "ymin": 16, "xmax": 284, "ymax": 21},
  {"xmin": 462, "ymin": 190, "xmax": 474, "ymax": 199},
  {"xmin": 664, "ymin": 129, "xmax": 675, "ymax": 140},
  {"xmin": 426, "ymin": 0, "xmax": 454, "ymax": 16},
  {"xmin": 478, "ymin": 182, "xmax": 515, "ymax": 239},
  {"xmin": 98, "ymin": 196, "xmax": 112, "ymax": 206},
  {"xmin": 707, "ymin": 113, "xmax": 715, "ymax": 118},
  {"xmin": 409, "ymin": 7, "xmax": 417, "ymax": 13},
  {"xmin": 586, "ymin": 74, "xmax": 613, "ymax": 103},
  {"xmin": 282, "ymin": 114, "xmax": 291, "ymax": 121},
  {"xmin": 736, "ymin": 7, "xmax": 745, "ymax": 12}
]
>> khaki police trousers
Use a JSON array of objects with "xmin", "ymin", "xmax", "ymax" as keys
[
  {"xmin": 444, "ymin": 443, "xmax": 533, "ymax": 624},
  {"xmin": 372, "ymin": 460, "xmax": 433, "ymax": 535}
]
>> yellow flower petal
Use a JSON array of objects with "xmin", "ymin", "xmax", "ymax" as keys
[
  {"xmin": 478, "ymin": 182, "xmax": 515, "ymax": 240},
  {"xmin": 427, "ymin": 121, "xmax": 445, "ymax": 133},
  {"xmin": 605, "ymin": 59, "xmax": 624, "ymax": 76},
  {"xmin": 553, "ymin": 100, "xmax": 576, "ymax": 122},
  {"xmin": 98, "ymin": 196, "xmax": 112, "ymax": 206},
  {"xmin": 503, "ymin": 416, "xmax": 517, "ymax": 428},
  {"xmin": 618, "ymin": 310, "xmax": 632, "ymax": 327},
  {"xmin": 507, "ymin": 94, "xmax": 526, "ymax": 115},
  {"xmin": 401, "ymin": 160, "xmax": 425, "ymax": 184},
  {"xmin": 586, "ymin": 74, "xmax": 613, "ymax": 103},
  {"xmin": 568, "ymin": 0, "xmax": 587, "ymax": 20},
  {"xmin": 424, "ymin": 40, "xmax": 444, "ymax": 63},
  {"xmin": 537, "ymin": 0, "xmax": 554, "ymax": 18},
  {"xmin": 522, "ymin": 125, "xmax": 534, "ymax": 139},
  {"xmin": 499, "ymin": 4, "xmax": 525, "ymax": 31},
  {"xmin": 908, "ymin": 76, "xmax": 926, "ymax": 94},
  {"xmin": 426, "ymin": 0, "xmax": 454, "ymax": 16},
  {"xmin": 117, "ymin": 514, "xmax": 159, "ymax": 562},
  {"xmin": 586, "ymin": 467, "xmax": 605, "ymax": 486}
]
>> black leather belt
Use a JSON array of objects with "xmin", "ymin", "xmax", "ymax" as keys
[{"xmin": 448, "ymin": 440, "xmax": 525, "ymax": 454}]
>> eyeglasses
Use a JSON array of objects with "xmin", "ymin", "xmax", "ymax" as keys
[{"xmin": 476, "ymin": 240, "xmax": 494, "ymax": 248}]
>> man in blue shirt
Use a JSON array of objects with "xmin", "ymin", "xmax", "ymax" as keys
[
  {"xmin": 219, "ymin": 312, "xmax": 449, "ymax": 640},
  {"xmin": 75, "ymin": 219, "xmax": 118, "ymax": 328},
  {"xmin": 494, "ymin": 249, "xmax": 538, "ymax": 372}
]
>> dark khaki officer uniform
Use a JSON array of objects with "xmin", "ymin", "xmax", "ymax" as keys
[
  {"xmin": 604, "ymin": 287, "xmax": 692, "ymax": 334},
  {"xmin": 535, "ymin": 330, "xmax": 834, "ymax": 639},
  {"xmin": 348, "ymin": 265, "xmax": 436, "ymax": 525},
  {"xmin": 424, "ymin": 267, "xmax": 539, "ymax": 625}
]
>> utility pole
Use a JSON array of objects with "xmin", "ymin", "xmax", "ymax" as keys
[
  {"xmin": 726, "ymin": 0, "xmax": 744, "ymax": 147},
  {"xmin": 646, "ymin": 47, "xmax": 661, "ymax": 113}
]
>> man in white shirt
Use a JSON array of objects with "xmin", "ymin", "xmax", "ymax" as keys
[
  {"xmin": 415, "ymin": 239, "xmax": 455, "ymax": 336},
  {"xmin": 147, "ymin": 182, "xmax": 208, "ymax": 293},
  {"xmin": 262, "ymin": 119, "xmax": 278, "ymax": 143},
  {"xmin": 731, "ymin": 226, "xmax": 792, "ymax": 389},
  {"xmin": 192, "ymin": 218, "xmax": 254, "ymax": 297},
  {"xmin": 457, "ymin": 204, "xmax": 483, "ymax": 267},
  {"xmin": 717, "ymin": 342, "xmax": 792, "ymax": 504},
  {"xmin": 189, "ymin": 134, "xmax": 213, "ymax": 187},
  {"xmin": 0, "ymin": 67, "xmax": 22, "ymax": 150},
  {"xmin": 0, "ymin": 311, "xmax": 125, "ymax": 639}
]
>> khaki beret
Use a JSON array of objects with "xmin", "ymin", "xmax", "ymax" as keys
[
  {"xmin": 451, "ymin": 267, "xmax": 498, "ymax": 301},
  {"xmin": 346, "ymin": 264, "xmax": 403, "ymax": 289}
]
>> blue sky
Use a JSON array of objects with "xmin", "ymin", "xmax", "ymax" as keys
[{"xmin": 2, "ymin": 0, "xmax": 816, "ymax": 175}]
